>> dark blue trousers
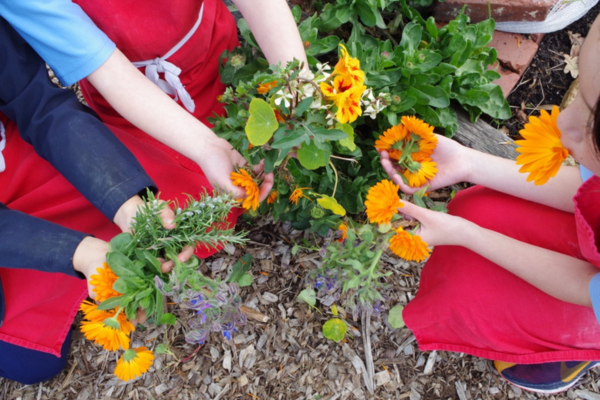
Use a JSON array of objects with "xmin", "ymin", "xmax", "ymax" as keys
[{"xmin": 0, "ymin": 329, "xmax": 72, "ymax": 385}]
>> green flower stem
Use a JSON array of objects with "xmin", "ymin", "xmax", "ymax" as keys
[
  {"xmin": 329, "ymin": 160, "xmax": 339, "ymax": 197},
  {"xmin": 364, "ymin": 249, "xmax": 383, "ymax": 287}
]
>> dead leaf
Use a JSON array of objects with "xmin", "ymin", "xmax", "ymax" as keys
[
  {"xmin": 568, "ymin": 31, "xmax": 585, "ymax": 58},
  {"xmin": 563, "ymin": 54, "xmax": 579, "ymax": 79},
  {"xmin": 515, "ymin": 108, "xmax": 528, "ymax": 124}
]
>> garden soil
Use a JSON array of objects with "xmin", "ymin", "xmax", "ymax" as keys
[{"xmin": 2, "ymin": 5, "xmax": 600, "ymax": 400}]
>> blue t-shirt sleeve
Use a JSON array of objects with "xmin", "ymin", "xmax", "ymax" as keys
[
  {"xmin": 580, "ymin": 165, "xmax": 595, "ymax": 182},
  {"xmin": 0, "ymin": 0, "xmax": 115, "ymax": 86}
]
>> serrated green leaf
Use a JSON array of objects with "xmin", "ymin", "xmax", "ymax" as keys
[
  {"xmin": 245, "ymin": 98, "xmax": 278, "ymax": 146},
  {"xmin": 322, "ymin": 318, "xmax": 348, "ymax": 342},
  {"xmin": 388, "ymin": 304, "xmax": 405, "ymax": 329}
]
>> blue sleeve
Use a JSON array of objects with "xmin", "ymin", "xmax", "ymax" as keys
[
  {"xmin": 0, "ymin": 17, "xmax": 156, "ymax": 221},
  {"xmin": 580, "ymin": 165, "xmax": 595, "ymax": 182},
  {"xmin": 0, "ymin": 0, "xmax": 115, "ymax": 86},
  {"xmin": 589, "ymin": 273, "xmax": 600, "ymax": 324}
]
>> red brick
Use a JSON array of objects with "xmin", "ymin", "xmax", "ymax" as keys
[
  {"xmin": 490, "ymin": 31, "xmax": 539, "ymax": 97},
  {"xmin": 434, "ymin": 0, "xmax": 559, "ymax": 23}
]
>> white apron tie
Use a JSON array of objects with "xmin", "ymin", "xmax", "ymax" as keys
[{"xmin": 132, "ymin": 3, "xmax": 204, "ymax": 113}]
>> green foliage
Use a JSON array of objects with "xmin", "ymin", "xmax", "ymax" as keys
[
  {"xmin": 99, "ymin": 192, "xmax": 247, "ymax": 322},
  {"xmin": 388, "ymin": 304, "xmax": 406, "ymax": 328},
  {"xmin": 323, "ymin": 318, "xmax": 348, "ymax": 342}
]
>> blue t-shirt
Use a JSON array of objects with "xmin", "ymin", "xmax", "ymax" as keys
[{"xmin": 0, "ymin": 0, "xmax": 115, "ymax": 86}]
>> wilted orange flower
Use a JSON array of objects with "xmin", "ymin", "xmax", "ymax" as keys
[
  {"xmin": 257, "ymin": 80, "xmax": 278, "ymax": 95},
  {"xmin": 267, "ymin": 191, "xmax": 278, "ymax": 204},
  {"xmin": 335, "ymin": 84, "xmax": 366, "ymax": 124},
  {"xmin": 80, "ymin": 301, "xmax": 134, "ymax": 335},
  {"xmin": 364, "ymin": 180, "xmax": 403, "ymax": 225},
  {"xmin": 90, "ymin": 262, "xmax": 121, "ymax": 302},
  {"xmin": 289, "ymin": 187, "xmax": 308, "ymax": 205},
  {"xmin": 375, "ymin": 124, "xmax": 410, "ymax": 160},
  {"xmin": 114, "ymin": 347, "xmax": 154, "ymax": 381},
  {"xmin": 389, "ymin": 227, "xmax": 431, "ymax": 262},
  {"xmin": 230, "ymin": 169, "xmax": 260, "ymax": 211},
  {"xmin": 515, "ymin": 106, "xmax": 568, "ymax": 185},
  {"xmin": 402, "ymin": 152, "xmax": 438, "ymax": 187},
  {"xmin": 337, "ymin": 223, "xmax": 348, "ymax": 242},
  {"xmin": 80, "ymin": 317, "xmax": 132, "ymax": 351},
  {"xmin": 332, "ymin": 44, "xmax": 365, "ymax": 87}
]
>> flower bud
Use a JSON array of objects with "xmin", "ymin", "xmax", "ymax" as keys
[
  {"xmin": 310, "ymin": 206, "xmax": 326, "ymax": 219},
  {"xmin": 230, "ymin": 54, "xmax": 246, "ymax": 69}
]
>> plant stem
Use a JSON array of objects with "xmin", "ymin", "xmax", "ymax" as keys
[
  {"xmin": 329, "ymin": 161, "xmax": 339, "ymax": 197},
  {"xmin": 364, "ymin": 249, "xmax": 383, "ymax": 287}
]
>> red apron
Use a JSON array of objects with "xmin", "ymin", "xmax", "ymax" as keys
[
  {"xmin": 404, "ymin": 177, "xmax": 600, "ymax": 363},
  {"xmin": 0, "ymin": 0, "xmax": 241, "ymax": 356}
]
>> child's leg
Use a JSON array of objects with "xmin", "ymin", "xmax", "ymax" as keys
[{"xmin": 0, "ymin": 329, "xmax": 72, "ymax": 385}]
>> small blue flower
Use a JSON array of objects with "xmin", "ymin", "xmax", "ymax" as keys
[{"xmin": 223, "ymin": 330, "xmax": 232, "ymax": 340}]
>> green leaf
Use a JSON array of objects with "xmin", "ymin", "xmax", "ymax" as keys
[
  {"xmin": 291, "ymin": 4, "xmax": 302, "ymax": 23},
  {"xmin": 227, "ymin": 253, "xmax": 253, "ymax": 284},
  {"xmin": 408, "ymin": 85, "xmax": 450, "ymax": 108},
  {"xmin": 109, "ymin": 233, "xmax": 134, "ymax": 254},
  {"xmin": 355, "ymin": 0, "xmax": 377, "ymax": 27},
  {"xmin": 237, "ymin": 19, "xmax": 259, "ymax": 49},
  {"xmin": 155, "ymin": 343, "xmax": 170, "ymax": 354},
  {"xmin": 263, "ymin": 148, "xmax": 279, "ymax": 175},
  {"xmin": 96, "ymin": 295, "xmax": 124, "ymax": 311},
  {"xmin": 106, "ymin": 252, "xmax": 144, "ymax": 278},
  {"xmin": 245, "ymin": 98, "xmax": 278, "ymax": 146},
  {"xmin": 271, "ymin": 129, "xmax": 307, "ymax": 149},
  {"xmin": 298, "ymin": 288, "xmax": 317, "ymax": 306},
  {"xmin": 160, "ymin": 313, "xmax": 177, "ymax": 325},
  {"xmin": 138, "ymin": 250, "xmax": 162, "ymax": 276},
  {"xmin": 297, "ymin": 141, "xmax": 329, "ymax": 170},
  {"xmin": 388, "ymin": 304, "xmax": 405, "ymax": 329},
  {"xmin": 294, "ymin": 97, "xmax": 313, "ymax": 117},
  {"xmin": 238, "ymin": 274, "xmax": 253, "ymax": 287},
  {"xmin": 322, "ymin": 318, "xmax": 348, "ymax": 342},
  {"xmin": 313, "ymin": 127, "xmax": 348, "ymax": 142},
  {"xmin": 336, "ymin": 123, "xmax": 356, "ymax": 151},
  {"xmin": 317, "ymin": 195, "xmax": 347, "ymax": 216}
]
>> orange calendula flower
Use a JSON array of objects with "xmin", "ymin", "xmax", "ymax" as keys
[
  {"xmin": 401, "ymin": 115, "xmax": 438, "ymax": 155},
  {"xmin": 364, "ymin": 180, "xmax": 403, "ymax": 225},
  {"xmin": 230, "ymin": 169, "xmax": 260, "ymax": 211},
  {"xmin": 515, "ymin": 105, "xmax": 568, "ymax": 185},
  {"xmin": 267, "ymin": 191, "xmax": 278, "ymax": 204},
  {"xmin": 335, "ymin": 85, "xmax": 366, "ymax": 124},
  {"xmin": 402, "ymin": 152, "xmax": 438, "ymax": 188},
  {"xmin": 289, "ymin": 187, "xmax": 308, "ymax": 205},
  {"xmin": 80, "ymin": 301, "xmax": 135, "ymax": 335},
  {"xmin": 90, "ymin": 262, "xmax": 121, "ymax": 302},
  {"xmin": 389, "ymin": 227, "xmax": 431, "ymax": 262},
  {"xmin": 257, "ymin": 80, "xmax": 278, "ymax": 95},
  {"xmin": 374, "ymin": 124, "xmax": 410, "ymax": 160},
  {"xmin": 332, "ymin": 44, "xmax": 365, "ymax": 87},
  {"xmin": 114, "ymin": 347, "xmax": 155, "ymax": 381},
  {"xmin": 80, "ymin": 317, "xmax": 132, "ymax": 351},
  {"xmin": 337, "ymin": 223, "xmax": 348, "ymax": 242}
]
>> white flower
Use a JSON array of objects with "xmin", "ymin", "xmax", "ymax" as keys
[{"xmin": 273, "ymin": 89, "xmax": 293, "ymax": 108}]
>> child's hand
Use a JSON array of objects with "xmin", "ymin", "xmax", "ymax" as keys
[
  {"xmin": 196, "ymin": 137, "xmax": 274, "ymax": 202},
  {"xmin": 380, "ymin": 135, "xmax": 472, "ymax": 194},
  {"xmin": 114, "ymin": 194, "xmax": 177, "ymax": 232},
  {"xmin": 398, "ymin": 201, "xmax": 469, "ymax": 247}
]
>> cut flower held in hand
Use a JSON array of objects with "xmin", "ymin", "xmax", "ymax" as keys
[
  {"xmin": 230, "ymin": 168, "xmax": 261, "ymax": 211},
  {"xmin": 515, "ymin": 105, "xmax": 569, "ymax": 185},
  {"xmin": 375, "ymin": 116, "xmax": 438, "ymax": 187}
]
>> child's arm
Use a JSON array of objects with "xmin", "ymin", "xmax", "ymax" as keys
[
  {"xmin": 398, "ymin": 200, "xmax": 597, "ymax": 307},
  {"xmin": 232, "ymin": 0, "xmax": 308, "ymax": 67},
  {"xmin": 86, "ymin": 48, "xmax": 273, "ymax": 201},
  {"xmin": 381, "ymin": 135, "xmax": 582, "ymax": 213}
]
